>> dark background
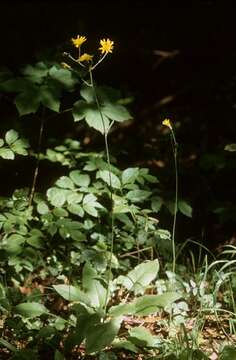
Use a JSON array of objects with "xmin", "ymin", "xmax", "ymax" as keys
[{"xmin": 0, "ymin": 2, "xmax": 235, "ymax": 250}]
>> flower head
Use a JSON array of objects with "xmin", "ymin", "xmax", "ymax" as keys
[
  {"xmin": 78, "ymin": 53, "xmax": 93, "ymax": 62},
  {"xmin": 162, "ymin": 118, "xmax": 172, "ymax": 130},
  {"xmin": 99, "ymin": 38, "xmax": 114, "ymax": 54},
  {"xmin": 71, "ymin": 35, "xmax": 87, "ymax": 48}
]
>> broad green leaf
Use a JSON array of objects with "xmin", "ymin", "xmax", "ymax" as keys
[
  {"xmin": 69, "ymin": 170, "xmax": 90, "ymax": 187},
  {"xmin": 113, "ymin": 195, "xmax": 131, "ymax": 214},
  {"xmin": 47, "ymin": 187, "xmax": 68, "ymax": 207},
  {"xmin": 49, "ymin": 66, "xmax": 77, "ymax": 90},
  {"xmin": 82, "ymin": 263, "xmax": 107, "ymax": 308},
  {"xmin": 54, "ymin": 349, "xmax": 64, "ymax": 360},
  {"xmin": 53, "ymin": 285, "xmax": 91, "ymax": 305},
  {"xmin": 122, "ymin": 168, "xmax": 139, "ymax": 185},
  {"xmin": 220, "ymin": 345, "xmax": 236, "ymax": 360},
  {"xmin": 14, "ymin": 87, "xmax": 41, "ymax": 116},
  {"xmin": 52, "ymin": 208, "xmax": 69, "ymax": 217},
  {"xmin": 68, "ymin": 204, "xmax": 84, "ymax": 217},
  {"xmin": 134, "ymin": 292, "xmax": 181, "ymax": 316},
  {"xmin": 126, "ymin": 190, "xmax": 151, "ymax": 203},
  {"xmin": 85, "ymin": 108, "xmax": 110, "ymax": 134},
  {"xmin": 0, "ymin": 139, "xmax": 4, "ymax": 147},
  {"xmin": 22, "ymin": 62, "xmax": 49, "ymax": 83},
  {"xmin": 128, "ymin": 326, "xmax": 160, "ymax": 347},
  {"xmin": 117, "ymin": 260, "xmax": 159, "ymax": 294},
  {"xmin": 15, "ymin": 302, "xmax": 47, "ymax": 318},
  {"xmin": 39, "ymin": 84, "xmax": 60, "ymax": 112},
  {"xmin": 83, "ymin": 194, "xmax": 101, "ymax": 217},
  {"xmin": 5, "ymin": 234, "xmax": 25, "ymax": 254},
  {"xmin": 224, "ymin": 143, "xmax": 236, "ymax": 152},
  {"xmin": 112, "ymin": 338, "xmax": 138, "ymax": 353},
  {"xmin": 80, "ymin": 85, "xmax": 95, "ymax": 103},
  {"xmin": 102, "ymin": 103, "xmax": 131, "ymax": 122},
  {"xmin": 10, "ymin": 138, "xmax": 29, "ymax": 155},
  {"xmin": 83, "ymin": 204, "xmax": 98, "ymax": 217},
  {"xmin": 66, "ymin": 192, "xmax": 83, "ymax": 204},
  {"xmin": 151, "ymin": 196, "xmax": 163, "ymax": 212},
  {"xmin": 97, "ymin": 170, "xmax": 121, "ymax": 189},
  {"xmin": 37, "ymin": 202, "xmax": 49, "ymax": 214},
  {"xmin": 178, "ymin": 200, "xmax": 192, "ymax": 218},
  {"xmin": 72, "ymin": 100, "xmax": 89, "ymax": 121},
  {"xmin": 5, "ymin": 130, "xmax": 19, "ymax": 145},
  {"xmin": 86, "ymin": 317, "xmax": 122, "ymax": 354},
  {"xmin": 56, "ymin": 176, "xmax": 74, "ymax": 190},
  {"xmin": 0, "ymin": 338, "xmax": 17, "ymax": 352},
  {"xmin": 108, "ymin": 303, "xmax": 136, "ymax": 317},
  {"xmin": 0, "ymin": 148, "xmax": 14, "ymax": 160}
]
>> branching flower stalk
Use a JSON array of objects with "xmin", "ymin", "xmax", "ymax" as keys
[
  {"xmin": 69, "ymin": 36, "xmax": 115, "ymax": 312},
  {"xmin": 162, "ymin": 119, "xmax": 178, "ymax": 273}
]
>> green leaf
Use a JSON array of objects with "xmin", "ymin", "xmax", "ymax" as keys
[
  {"xmin": 49, "ymin": 66, "xmax": 77, "ymax": 90},
  {"xmin": 85, "ymin": 108, "xmax": 110, "ymax": 134},
  {"xmin": 97, "ymin": 170, "xmax": 121, "ymax": 189},
  {"xmin": 5, "ymin": 129, "xmax": 19, "ymax": 145},
  {"xmin": 82, "ymin": 263, "xmax": 107, "ymax": 308},
  {"xmin": 72, "ymin": 100, "xmax": 89, "ymax": 121},
  {"xmin": 0, "ymin": 139, "xmax": 4, "ymax": 147},
  {"xmin": 117, "ymin": 260, "xmax": 159, "ymax": 294},
  {"xmin": 151, "ymin": 196, "xmax": 163, "ymax": 212},
  {"xmin": 80, "ymin": 85, "xmax": 95, "ymax": 103},
  {"xmin": 134, "ymin": 292, "xmax": 182, "ymax": 316},
  {"xmin": 122, "ymin": 168, "xmax": 139, "ymax": 185},
  {"xmin": 56, "ymin": 176, "xmax": 74, "ymax": 189},
  {"xmin": 22, "ymin": 62, "xmax": 49, "ymax": 83},
  {"xmin": 54, "ymin": 349, "xmax": 65, "ymax": 360},
  {"xmin": 53, "ymin": 285, "xmax": 91, "ymax": 305},
  {"xmin": 0, "ymin": 148, "xmax": 14, "ymax": 160},
  {"xmin": 0, "ymin": 338, "xmax": 17, "ymax": 352},
  {"xmin": 178, "ymin": 200, "xmax": 192, "ymax": 218},
  {"xmin": 66, "ymin": 192, "xmax": 83, "ymax": 204},
  {"xmin": 220, "ymin": 345, "xmax": 236, "ymax": 360},
  {"xmin": 52, "ymin": 208, "xmax": 68, "ymax": 217},
  {"xmin": 112, "ymin": 338, "xmax": 138, "ymax": 353},
  {"xmin": 15, "ymin": 302, "xmax": 47, "ymax": 318},
  {"xmin": 68, "ymin": 204, "xmax": 84, "ymax": 217},
  {"xmin": 14, "ymin": 87, "xmax": 41, "ymax": 116},
  {"xmin": 10, "ymin": 138, "xmax": 29, "ymax": 155},
  {"xmin": 126, "ymin": 190, "xmax": 151, "ymax": 203},
  {"xmin": 83, "ymin": 194, "xmax": 101, "ymax": 217},
  {"xmin": 37, "ymin": 202, "xmax": 49, "ymax": 214},
  {"xmin": 5, "ymin": 234, "xmax": 25, "ymax": 254},
  {"xmin": 102, "ymin": 103, "xmax": 131, "ymax": 122},
  {"xmin": 86, "ymin": 317, "xmax": 122, "ymax": 354},
  {"xmin": 224, "ymin": 143, "xmax": 236, "ymax": 152},
  {"xmin": 47, "ymin": 187, "xmax": 68, "ymax": 207},
  {"xmin": 109, "ymin": 303, "xmax": 136, "ymax": 317},
  {"xmin": 69, "ymin": 170, "xmax": 90, "ymax": 187},
  {"xmin": 39, "ymin": 84, "xmax": 60, "ymax": 112},
  {"xmin": 128, "ymin": 326, "xmax": 160, "ymax": 347}
]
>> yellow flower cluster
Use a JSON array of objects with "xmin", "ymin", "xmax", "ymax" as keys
[
  {"xmin": 71, "ymin": 35, "xmax": 114, "ymax": 55},
  {"xmin": 79, "ymin": 53, "xmax": 93, "ymax": 62}
]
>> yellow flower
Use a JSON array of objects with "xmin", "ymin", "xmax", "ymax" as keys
[
  {"xmin": 162, "ymin": 118, "xmax": 172, "ymax": 130},
  {"xmin": 79, "ymin": 53, "xmax": 93, "ymax": 62},
  {"xmin": 99, "ymin": 38, "xmax": 114, "ymax": 54},
  {"xmin": 71, "ymin": 35, "xmax": 87, "ymax": 48}
]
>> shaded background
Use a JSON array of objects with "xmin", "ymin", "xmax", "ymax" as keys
[{"xmin": 0, "ymin": 2, "xmax": 235, "ymax": 250}]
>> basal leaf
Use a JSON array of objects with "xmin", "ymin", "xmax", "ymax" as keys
[
  {"xmin": 134, "ymin": 292, "xmax": 182, "ymax": 316},
  {"xmin": 86, "ymin": 317, "xmax": 122, "ymax": 354},
  {"xmin": 15, "ymin": 302, "xmax": 47, "ymax": 318},
  {"xmin": 53, "ymin": 284, "xmax": 91, "ymax": 305},
  {"xmin": 117, "ymin": 260, "xmax": 159, "ymax": 294}
]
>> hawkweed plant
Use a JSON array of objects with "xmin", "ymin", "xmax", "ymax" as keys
[
  {"xmin": 162, "ymin": 118, "xmax": 178, "ymax": 273},
  {"xmin": 65, "ymin": 35, "xmax": 115, "ymax": 312}
]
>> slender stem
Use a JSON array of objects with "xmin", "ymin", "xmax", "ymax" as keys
[
  {"xmin": 89, "ymin": 69, "xmax": 114, "ymax": 312},
  {"xmin": 91, "ymin": 53, "xmax": 108, "ymax": 71},
  {"xmin": 28, "ymin": 109, "xmax": 45, "ymax": 207},
  {"xmin": 170, "ymin": 129, "xmax": 178, "ymax": 273}
]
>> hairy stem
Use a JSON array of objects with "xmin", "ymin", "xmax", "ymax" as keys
[
  {"xmin": 170, "ymin": 129, "xmax": 178, "ymax": 273},
  {"xmin": 28, "ymin": 109, "xmax": 45, "ymax": 207}
]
